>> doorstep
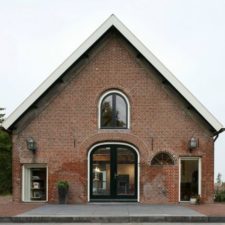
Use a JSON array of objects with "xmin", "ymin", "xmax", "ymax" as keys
[
  {"xmin": 1, "ymin": 215, "xmax": 225, "ymax": 223},
  {"xmin": 0, "ymin": 203, "xmax": 225, "ymax": 223}
]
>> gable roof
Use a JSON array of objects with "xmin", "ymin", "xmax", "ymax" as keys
[{"xmin": 3, "ymin": 14, "xmax": 224, "ymax": 132}]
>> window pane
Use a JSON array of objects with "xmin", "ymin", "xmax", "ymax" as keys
[
  {"xmin": 101, "ymin": 95, "xmax": 113, "ymax": 127},
  {"xmin": 115, "ymin": 95, "xmax": 127, "ymax": 128},
  {"xmin": 180, "ymin": 159, "xmax": 199, "ymax": 201},
  {"xmin": 92, "ymin": 147, "xmax": 111, "ymax": 196},
  {"xmin": 151, "ymin": 153, "xmax": 174, "ymax": 165},
  {"xmin": 100, "ymin": 93, "xmax": 128, "ymax": 129},
  {"xmin": 116, "ymin": 147, "xmax": 135, "ymax": 196},
  {"xmin": 117, "ymin": 147, "xmax": 135, "ymax": 163},
  {"xmin": 30, "ymin": 168, "xmax": 47, "ymax": 201}
]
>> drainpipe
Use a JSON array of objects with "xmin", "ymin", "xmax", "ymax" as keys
[{"xmin": 213, "ymin": 128, "xmax": 225, "ymax": 142}]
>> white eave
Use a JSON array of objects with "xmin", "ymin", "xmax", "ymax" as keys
[{"xmin": 3, "ymin": 14, "xmax": 224, "ymax": 132}]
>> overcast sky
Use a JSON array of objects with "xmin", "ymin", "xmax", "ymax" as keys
[{"xmin": 0, "ymin": 0, "xmax": 225, "ymax": 181}]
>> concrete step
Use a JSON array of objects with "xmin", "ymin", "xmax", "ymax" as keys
[{"xmin": 0, "ymin": 216, "xmax": 225, "ymax": 223}]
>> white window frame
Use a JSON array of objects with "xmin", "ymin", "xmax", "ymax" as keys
[
  {"xmin": 22, "ymin": 164, "xmax": 48, "ymax": 202},
  {"xmin": 178, "ymin": 157, "xmax": 201, "ymax": 202},
  {"xmin": 98, "ymin": 90, "xmax": 130, "ymax": 129}
]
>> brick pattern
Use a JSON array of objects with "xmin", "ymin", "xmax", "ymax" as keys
[
  {"xmin": 0, "ymin": 195, "xmax": 44, "ymax": 216},
  {"xmin": 12, "ymin": 32, "xmax": 214, "ymax": 203}
]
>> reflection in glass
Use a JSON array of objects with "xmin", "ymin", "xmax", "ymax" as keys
[
  {"xmin": 101, "ymin": 93, "xmax": 127, "ymax": 128},
  {"xmin": 180, "ymin": 159, "xmax": 199, "ymax": 201},
  {"xmin": 115, "ymin": 95, "xmax": 126, "ymax": 128},
  {"xmin": 92, "ymin": 148, "xmax": 110, "ymax": 196},
  {"xmin": 116, "ymin": 147, "xmax": 135, "ymax": 196},
  {"xmin": 101, "ymin": 95, "xmax": 113, "ymax": 127}
]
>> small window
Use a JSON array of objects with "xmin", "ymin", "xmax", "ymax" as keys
[
  {"xmin": 22, "ymin": 165, "xmax": 47, "ymax": 202},
  {"xmin": 151, "ymin": 152, "xmax": 174, "ymax": 165},
  {"xmin": 100, "ymin": 91, "xmax": 129, "ymax": 129}
]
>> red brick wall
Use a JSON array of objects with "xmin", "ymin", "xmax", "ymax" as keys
[{"xmin": 12, "ymin": 32, "xmax": 214, "ymax": 203}]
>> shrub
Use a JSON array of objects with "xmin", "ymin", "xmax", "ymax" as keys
[
  {"xmin": 0, "ymin": 129, "xmax": 12, "ymax": 194},
  {"xmin": 215, "ymin": 190, "xmax": 225, "ymax": 202},
  {"xmin": 57, "ymin": 181, "xmax": 69, "ymax": 190}
]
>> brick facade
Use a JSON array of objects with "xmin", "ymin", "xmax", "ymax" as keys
[{"xmin": 11, "ymin": 30, "xmax": 214, "ymax": 204}]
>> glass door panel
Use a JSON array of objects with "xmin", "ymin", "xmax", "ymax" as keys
[
  {"xmin": 90, "ymin": 145, "xmax": 137, "ymax": 200},
  {"xmin": 180, "ymin": 159, "xmax": 199, "ymax": 201},
  {"xmin": 92, "ymin": 147, "xmax": 111, "ymax": 196},
  {"xmin": 116, "ymin": 147, "xmax": 136, "ymax": 196}
]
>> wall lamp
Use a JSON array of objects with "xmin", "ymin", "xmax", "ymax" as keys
[
  {"xmin": 26, "ymin": 137, "xmax": 37, "ymax": 153},
  {"xmin": 188, "ymin": 137, "xmax": 198, "ymax": 151}
]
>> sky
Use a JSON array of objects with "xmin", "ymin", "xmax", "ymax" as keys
[{"xmin": 0, "ymin": 0, "xmax": 225, "ymax": 181}]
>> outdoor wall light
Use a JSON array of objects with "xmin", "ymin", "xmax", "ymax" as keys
[
  {"xmin": 188, "ymin": 137, "xmax": 198, "ymax": 151},
  {"xmin": 26, "ymin": 137, "xmax": 36, "ymax": 153}
]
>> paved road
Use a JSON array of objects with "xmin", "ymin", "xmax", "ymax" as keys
[{"xmin": 2, "ymin": 223, "xmax": 225, "ymax": 225}]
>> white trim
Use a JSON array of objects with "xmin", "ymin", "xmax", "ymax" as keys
[
  {"xmin": 179, "ymin": 157, "xmax": 201, "ymax": 202},
  {"xmin": 178, "ymin": 158, "xmax": 181, "ymax": 202},
  {"xmin": 199, "ymin": 158, "xmax": 202, "ymax": 196},
  {"xmin": 98, "ymin": 89, "xmax": 130, "ymax": 129},
  {"xmin": 87, "ymin": 142, "xmax": 140, "ymax": 202},
  {"xmin": 22, "ymin": 164, "xmax": 48, "ymax": 202},
  {"xmin": 3, "ymin": 14, "xmax": 223, "ymax": 132},
  {"xmin": 22, "ymin": 165, "xmax": 25, "ymax": 201}
]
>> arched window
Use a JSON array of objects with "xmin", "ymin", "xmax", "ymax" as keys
[
  {"xmin": 151, "ymin": 152, "xmax": 174, "ymax": 165},
  {"xmin": 99, "ymin": 90, "xmax": 129, "ymax": 129}
]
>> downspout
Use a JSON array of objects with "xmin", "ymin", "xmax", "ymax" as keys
[{"xmin": 213, "ymin": 128, "xmax": 225, "ymax": 142}]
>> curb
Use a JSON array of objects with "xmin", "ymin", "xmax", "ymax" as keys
[{"xmin": 0, "ymin": 216, "xmax": 225, "ymax": 223}]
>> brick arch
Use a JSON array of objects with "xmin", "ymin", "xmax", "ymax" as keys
[
  {"xmin": 84, "ymin": 134, "xmax": 142, "ymax": 202},
  {"xmin": 78, "ymin": 132, "xmax": 148, "ymax": 158},
  {"xmin": 150, "ymin": 151, "xmax": 177, "ymax": 165},
  {"xmin": 94, "ymin": 86, "xmax": 133, "ymax": 106}
]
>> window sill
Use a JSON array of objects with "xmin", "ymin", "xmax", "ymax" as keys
[{"xmin": 98, "ymin": 128, "xmax": 131, "ymax": 132}]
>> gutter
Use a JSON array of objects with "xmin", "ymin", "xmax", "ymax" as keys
[{"xmin": 213, "ymin": 128, "xmax": 225, "ymax": 142}]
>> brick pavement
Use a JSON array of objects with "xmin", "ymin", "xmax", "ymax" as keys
[
  {"xmin": 0, "ymin": 195, "xmax": 44, "ymax": 216},
  {"xmin": 186, "ymin": 203, "xmax": 225, "ymax": 216},
  {"xmin": 0, "ymin": 195, "xmax": 225, "ymax": 217}
]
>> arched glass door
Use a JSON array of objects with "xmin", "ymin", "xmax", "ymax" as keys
[{"xmin": 90, "ymin": 145, "xmax": 137, "ymax": 201}]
